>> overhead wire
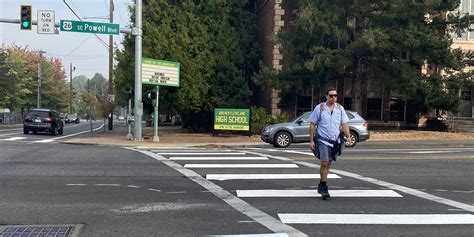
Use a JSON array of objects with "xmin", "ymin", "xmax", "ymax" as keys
[{"xmin": 63, "ymin": 0, "xmax": 109, "ymax": 49}]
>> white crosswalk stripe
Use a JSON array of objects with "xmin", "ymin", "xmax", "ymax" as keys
[
  {"xmin": 170, "ymin": 156, "xmax": 269, "ymax": 160},
  {"xmin": 184, "ymin": 164, "xmax": 298, "ymax": 169},
  {"xmin": 32, "ymin": 139, "xmax": 55, "ymax": 143},
  {"xmin": 2, "ymin": 137, "xmax": 27, "ymax": 141},
  {"xmin": 278, "ymin": 214, "xmax": 474, "ymax": 225},
  {"xmin": 157, "ymin": 152, "xmax": 246, "ymax": 155},
  {"xmin": 206, "ymin": 174, "xmax": 341, "ymax": 181},
  {"xmin": 236, "ymin": 189, "xmax": 403, "ymax": 198}
]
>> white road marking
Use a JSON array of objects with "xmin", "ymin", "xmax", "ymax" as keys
[
  {"xmin": 184, "ymin": 164, "xmax": 298, "ymax": 168},
  {"xmin": 167, "ymin": 191, "xmax": 187, "ymax": 194},
  {"xmin": 236, "ymin": 189, "xmax": 402, "ymax": 198},
  {"xmin": 208, "ymin": 234, "xmax": 289, "ymax": 237},
  {"xmin": 0, "ymin": 133, "xmax": 21, "ymax": 137},
  {"xmin": 2, "ymin": 137, "xmax": 27, "ymax": 141},
  {"xmin": 151, "ymin": 149, "xmax": 227, "ymax": 152},
  {"xmin": 126, "ymin": 185, "xmax": 140, "ymax": 188},
  {"xmin": 453, "ymin": 190, "xmax": 474, "ymax": 193},
  {"xmin": 170, "ymin": 156, "xmax": 269, "ymax": 160},
  {"xmin": 55, "ymin": 123, "xmax": 106, "ymax": 140},
  {"xmin": 128, "ymin": 148, "xmax": 307, "ymax": 237},
  {"xmin": 157, "ymin": 152, "xmax": 246, "ymax": 155},
  {"xmin": 206, "ymin": 174, "xmax": 341, "ymax": 181},
  {"xmin": 247, "ymin": 148, "xmax": 474, "ymax": 213},
  {"xmin": 388, "ymin": 151, "xmax": 463, "ymax": 154},
  {"xmin": 278, "ymin": 214, "xmax": 474, "ymax": 225},
  {"xmin": 148, "ymin": 188, "xmax": 161, "ymax": 192},
  {"xmin": 33, "ymin": 139, "xmax": 55, "ymax": 143},
  {"xmin": 95, "ymin": 184, "xmax": 121, "ymax": 187}
]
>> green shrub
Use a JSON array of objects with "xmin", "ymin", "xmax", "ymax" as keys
[{"xmin": 250, "ymin": 106, "xmax": 291, "ymax": 135}]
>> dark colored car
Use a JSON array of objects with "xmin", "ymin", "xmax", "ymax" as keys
[
  {"xmin": 261, "ymin": 110, "xmax": 370, "ymax": 148},
  {"xmin": 23, "ymin": 109, "xmax": 64, "ymax": 135},
  {"xmin": 65, "ymin": 115, "xmax": 80, "ymax": 124}
]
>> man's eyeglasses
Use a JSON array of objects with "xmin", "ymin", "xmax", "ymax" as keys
[{"xmin": 328, "ymin": 94, "xmax": 338, "ymax": 98}]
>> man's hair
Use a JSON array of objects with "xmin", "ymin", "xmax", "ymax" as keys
[{"xmin": 326, "ymin": 87, "xmax": 337, "ymax": 95}]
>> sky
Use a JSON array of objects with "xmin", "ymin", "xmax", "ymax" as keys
[{"xmin": 0, "ymin": 0, "xmax": 133, "ymax": 80}]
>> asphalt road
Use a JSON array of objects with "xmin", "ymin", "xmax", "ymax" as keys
[
  {"xmin": 0, "ymin": 138, "xmax": 472, "ymax": 236},
  {"xmin": 0, "ymin": 121, "xmax": 108, "ymax": 144}
]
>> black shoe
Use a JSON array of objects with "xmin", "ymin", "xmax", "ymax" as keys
[
  {"xmin": 321, "ymin": 186, "xmax": 330, "ymax": 200},
  {"xmin": 317, "ymin": 183, "xmax": 324, "ymax": 194}
]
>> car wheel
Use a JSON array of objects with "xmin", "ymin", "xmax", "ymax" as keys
[
  {"xmin": 32, "ymin": 130, "xmax": 37, "ymax": 134},
  {"xmin": 273, "ymin": 131, "xmax": 292, "ymax": 148},
  {"xmin": 23, "ymin": 128, "xmax": 29, "ymax": 134},
  {"xmin": 345, "ymin": 131, "xmax": 358, "ymax": 147}
]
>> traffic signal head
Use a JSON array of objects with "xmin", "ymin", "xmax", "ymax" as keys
[{"xmin": 20, "ymin": 5, "xmax": 32, "ymax": 30}]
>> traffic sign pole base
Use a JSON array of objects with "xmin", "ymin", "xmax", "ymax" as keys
[{"xmin": 153, "ymin": 135, "xmax": 160, "ymax": 143}]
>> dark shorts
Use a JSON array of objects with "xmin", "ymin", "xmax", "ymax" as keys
[{"xmin": 315, "ymin": 141, "xmax": 337, "ymax": 162}]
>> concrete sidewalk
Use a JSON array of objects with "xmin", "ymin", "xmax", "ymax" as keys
[
  {"xmin": 61, "ymin": 124, "xmax": 263, "ymax": 148},
  {"xmin": 60, "ymin": 124, "xmax": 474, "ymax": 148}
]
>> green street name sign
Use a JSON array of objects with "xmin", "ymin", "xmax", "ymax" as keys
[
  {"xmin": 60, "ymin": 20, "xmax": 119, "ymax": 35},
  {"xmin": 214, "ymin": 108, "xmax": 250, "ymax": 131}
]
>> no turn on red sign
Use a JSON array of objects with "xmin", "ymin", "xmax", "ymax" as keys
[{"xmin": 37, "ymin": 10, "xmax": 55, "ymax": 34}]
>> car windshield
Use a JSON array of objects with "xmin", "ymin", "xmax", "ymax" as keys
[
  {"xmin": 290, "ymin": 112, "xmax": 310, "ymax": 123},
  {"xmin": 67, "ymin": 115, "xmax": 76, "ymax": 119},
  {"xmin": 28, "ymin": 111, "xmax": 50, "ymax": 118}
]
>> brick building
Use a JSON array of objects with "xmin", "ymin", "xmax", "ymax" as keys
[{"xmin": 254, "ymin": 0, "xmax": 473, "ymax": 126}]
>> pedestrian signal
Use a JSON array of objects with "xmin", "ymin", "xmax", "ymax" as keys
[{"xmin": 20, "ymin": 5, "xmax": 32, "ymax": 30}]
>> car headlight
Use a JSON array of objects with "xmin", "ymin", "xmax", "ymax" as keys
[{"xmin": 263, "ymin": 126, "xmax": 275, "ymax": 133}]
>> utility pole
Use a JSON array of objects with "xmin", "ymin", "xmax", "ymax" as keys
[
  {"xmin": 37, "ymin": 51, "xmax": 45, "ymax": 108},
  {"xmin": 69, "ymin": 63, "xmax": 75, "ymax": 113},
  {"xmin": 108, "ymin": 0, "xmax": 114, "ymax": 131},
  {"xmin": 134, "ymin": 0, "xmax": 143, "ymax": 140}
]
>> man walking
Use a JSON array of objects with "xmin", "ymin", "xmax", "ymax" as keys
[{"xmin": 309, "ymin": 87, "xmax": 351, "ymax": 199}]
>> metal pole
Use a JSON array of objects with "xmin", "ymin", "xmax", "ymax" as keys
[
  {"xmin": 108, "ymin": 0, "xmax": 114, "ymax": 131},
  {"xmin": 153, "ymin": 86, "xmax": 159, "ymax": 142},
  {"xmin": 37, "ymin": 51, "xmax": 44, "ymax": 108},
  {"xmin": 133, "ymin": 0, "xmax": 143, "ymax": 141},
  {"xmin": 127, "ymin": 94, "xmax": 133, "ymax": 140},
  {"xmin": 69, "ymin": 63, "xmax": 73, "ymax": 113}
]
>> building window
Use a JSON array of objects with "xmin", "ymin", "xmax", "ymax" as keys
[
  {"xmin": 461, "ymin": 90, "xmax": 472, "ymax": 101},
  {"xmin": 367, "ymin": 98, "xmax": 382, "ymax": 120},
  {"xmin": 390, "ymin": 99, "xmax": 405, "ymax": 121},
  {"xmin": 453, "ymin": 0, "xmax": 474, "ymax": 40},
  {"xmin": 296, "ymin": 96, "xmax": 312, "ymax": 115}
]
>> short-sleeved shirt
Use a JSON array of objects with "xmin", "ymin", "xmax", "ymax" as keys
[{"xmin": 309, "ymin": 102, "xmax": 349, "ymax": 147}]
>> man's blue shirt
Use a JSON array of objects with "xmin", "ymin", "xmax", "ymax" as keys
[{"xmin": 309, "ymin": 102, "xmax": 349, "ymax": 146}]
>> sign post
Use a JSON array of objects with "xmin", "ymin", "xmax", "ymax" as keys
[
  {"xmin": 60, "ymin": 19, "xmax": 119, "ymax": 35},
  {"xmin": 37, "ymin": 10, "xmax": 55, "ymax": 34},
  {"xmin": 153, "ymin": 86, "xmax": 160, "ymax": 142},
  {"xmin": 141, "ymin": 58, "xmax": 180, "ymax": 142}
]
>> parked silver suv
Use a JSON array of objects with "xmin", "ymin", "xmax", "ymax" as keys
[{"xmin": 261, "ymin": 110, "xmax": 370, "ymax": 148}]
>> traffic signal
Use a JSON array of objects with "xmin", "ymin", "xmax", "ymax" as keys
[{"xmin": 20, "ymin": 5, "xmax": 32, "ymax": 30}]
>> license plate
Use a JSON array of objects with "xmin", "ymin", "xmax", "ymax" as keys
[{"xmin": 34, "ymin": 119, "xmax": 41, "ymax": 123}]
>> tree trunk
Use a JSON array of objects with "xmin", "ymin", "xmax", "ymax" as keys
[{"xmin": 351, "ymin": 57, "xmax": 362, "ymax": 114}]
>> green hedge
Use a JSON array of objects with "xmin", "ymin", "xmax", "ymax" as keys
[{"xmin": 251, "ymin": 106, "xmax": 290, "ymax": 135}]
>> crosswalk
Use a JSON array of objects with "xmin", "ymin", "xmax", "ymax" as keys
[
  {"xmin": 138, "ymin": 147, "xmax": 474, "ymax": 235},
  {"xmin": 0, "ymin": 136, "xmax": 57, "ymax": 143}
]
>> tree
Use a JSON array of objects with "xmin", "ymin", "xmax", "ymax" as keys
[
  {"xmin": 265, "ymin": 0, "xmax": 473, "ymax": 117},
  {"xmin": 114, "ymin": 0, "xmax": 259, "ymax": 130}
]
